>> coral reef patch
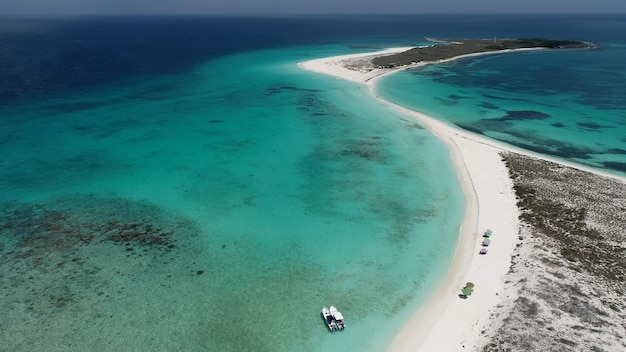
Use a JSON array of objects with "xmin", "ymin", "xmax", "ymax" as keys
[{"xmin": 0, "ymin": 194, "xmax": 206, "ymax": 350}]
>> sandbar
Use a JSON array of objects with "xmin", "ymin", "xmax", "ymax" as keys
[{"xmin": 298, "ymin": 43, "xmax": 619, "ymax": 351}]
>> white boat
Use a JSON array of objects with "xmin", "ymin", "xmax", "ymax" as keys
[
  {"xmin": 330, "ymin": 306, "xmax": 345, "ymax": 330},
  {"xmin": 322, "ymin": 306, "xmax": 337, "ymax": 331}
]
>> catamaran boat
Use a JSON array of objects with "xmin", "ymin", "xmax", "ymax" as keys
[
  {"xmin": 330, "ymin": 306, "xmax": 345, "ymax": 330},
  {"xmin": 322, "ymin": 306, "xmax": 337, "ymax": 331}
]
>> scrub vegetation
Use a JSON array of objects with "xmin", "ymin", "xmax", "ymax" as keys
[
  {"xmin": 372, "ymin": 38, "xmax": 589, "ymax": 68},
  {"xmin": 480, "ymin": 153, "xmax": 626, "ymax": 352}
]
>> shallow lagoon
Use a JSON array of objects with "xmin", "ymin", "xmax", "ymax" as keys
[
  {"xmin": 2, "ymin": 14, "xmax": 625, "ymax": 351},
  {"xmin": 0, "ymin": 44, "xmax": 464, "ymax": 351},
  {"xmin": 376, "ymin": 44, "xmax": 626, "ymax": 176}
]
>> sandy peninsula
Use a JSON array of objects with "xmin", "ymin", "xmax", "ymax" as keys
[{"xmin": 298, "ymin": 42, "xmax": 626, "ymax": 351}]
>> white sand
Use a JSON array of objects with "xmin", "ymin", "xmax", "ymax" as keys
[
  {"xmin": 298, "ymin": 47, "xmax": 413, "ymax": 84},
  {"xmin": 298, "ymin": 48, "xmax": 528, "ymax": 351}
]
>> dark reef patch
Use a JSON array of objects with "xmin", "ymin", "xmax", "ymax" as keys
[
  {"xmin": 434, "ymin": 96, "xmax": 460, "ymax": 106},
  {"xmin": 499, "ymin": 110, "xmax": 550, "ymax": 121},
  {"xmin": 481, "ymin": 93, "xmax": 529, "ymax": 102},
  {"xmin": 447, "ymin": 94, "xmax": 469, "ymax": 101},
  {"xmin": 577, "ymin": 121, "xmax": 612, "ymax": 131},
  {"xmin": 265, "ymin": 83, "xmax": 319, "ymax": 96},
  {"xmin": 607, "ymin": 148, "xmax": 626, "ymax": 155},
  {"xmin": 0, "ymin": 194, "xmax": 202, "ymax": 316},
  {"xmin": 400, "ymin": 118, "xmax": 425, "ymax": 130},
  {"xmin": 339, "ymin": 137, "xmax": 386, "ymax": 162},
  {"xmin": 601, "ymin": 161, "xmax": 626, "ymax": 172},
  {"xmin": 479, "ymin": 102, "xmax": 499, "ymax": 110},
  {"xmin": 551, "ymin": 122, "xmax": 566, "ymax": 128},
  {"xmin": 297, "ymin": 91, "xmax": 349, "ymax": 119}
]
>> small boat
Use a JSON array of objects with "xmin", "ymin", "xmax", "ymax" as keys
[
  {"xmin": 330, "ymin": 306, "xmax": 345, "ymax": 330},
  {"xmin": 322, "ymin": 306, "xmax": 337, "ymax": 331}
]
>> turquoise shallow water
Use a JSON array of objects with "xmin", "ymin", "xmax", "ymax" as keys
[
  {"xmin": 376, "ymin": 43, "xmax": 626, "ymax": 176},
  {"xmin": 4, "ymin": 14, "xmax": 625, "ymax": 351},
  {"xmin": 0, "ymin": 44, "xmax": 464, "ymax": 351}
]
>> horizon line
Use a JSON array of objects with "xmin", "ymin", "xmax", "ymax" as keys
[{"xmin": 1, "ymin": 12, "xmax": 626, "ymax": 18}]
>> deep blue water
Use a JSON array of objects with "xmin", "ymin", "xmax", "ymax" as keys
[{"xmin": 4, "ymin": 14, "xmax": 625, "ymax": 105}]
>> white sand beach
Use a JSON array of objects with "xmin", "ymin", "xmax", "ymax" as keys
[
  {"xmin": 300, "ymin": 44, "xmax": 626, "ymax": 352},
  {"xmin": 299, "ymin": 49, "xmax": 529, "ymax": 351}
]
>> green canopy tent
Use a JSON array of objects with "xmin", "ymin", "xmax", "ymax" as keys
[{"xmin": 460, "ymin": 282, "xmax": 475, "ymax": 297}]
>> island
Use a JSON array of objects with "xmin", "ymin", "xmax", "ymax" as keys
[
  {"xmin": 299, "ymin": 38, "xmax": 625, "ymax": 352},
  {"xmin": 307, "ymin": 38, "xmax": 590, "ymax": 86},
  {"xmin": 372, "ymin": 38, "xmax": 589, "ymax": 68}
]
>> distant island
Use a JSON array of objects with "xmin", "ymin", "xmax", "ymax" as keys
[{"xmin": 372, "ymin": 38, "xmax": 590, "ymax": 68}]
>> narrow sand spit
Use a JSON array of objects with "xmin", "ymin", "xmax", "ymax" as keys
[
  {"xmin": 298, "ymin": 47, "xmax": 626, "ymax": 351},
  {"xmin": 300, "ymin": 49, "xmax": 523, "ymax": 351}
]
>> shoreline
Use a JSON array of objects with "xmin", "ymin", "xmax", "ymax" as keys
[
  {"xmin": 298, "ymin": 47, "xmax": 625, "ymax": 351},
  {"xmin": 300, "ymin": 46, "xmax": 548, "ymax": 87},
  {"xmin": 374, "ymin": 98, "xmax": 521, "ymax": 352}
]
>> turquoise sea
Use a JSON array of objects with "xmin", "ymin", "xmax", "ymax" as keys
[
  {"xmin": 376, "ymin": 43, "xmax": 626, "ymax": 175},
  {"xmin": 1, "ymin": 15, "xmax": 625, "ymax": 351}
]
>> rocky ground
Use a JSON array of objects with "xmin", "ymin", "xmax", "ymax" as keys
[{"xmin": 478, "ymin": 153, "xmax": 626, "ymax": 352}]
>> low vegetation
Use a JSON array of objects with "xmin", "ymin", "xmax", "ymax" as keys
[
  {"xmin": 372, "ymin": 38, "xmax": 589, "ymax": 68},
  {"xmin": 489, "ymin": 38, "xmax": 588, "ymax": 50},
  {"xmin": 480, "ymin": 153, "xmax": 626, "ymax": 352}
]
